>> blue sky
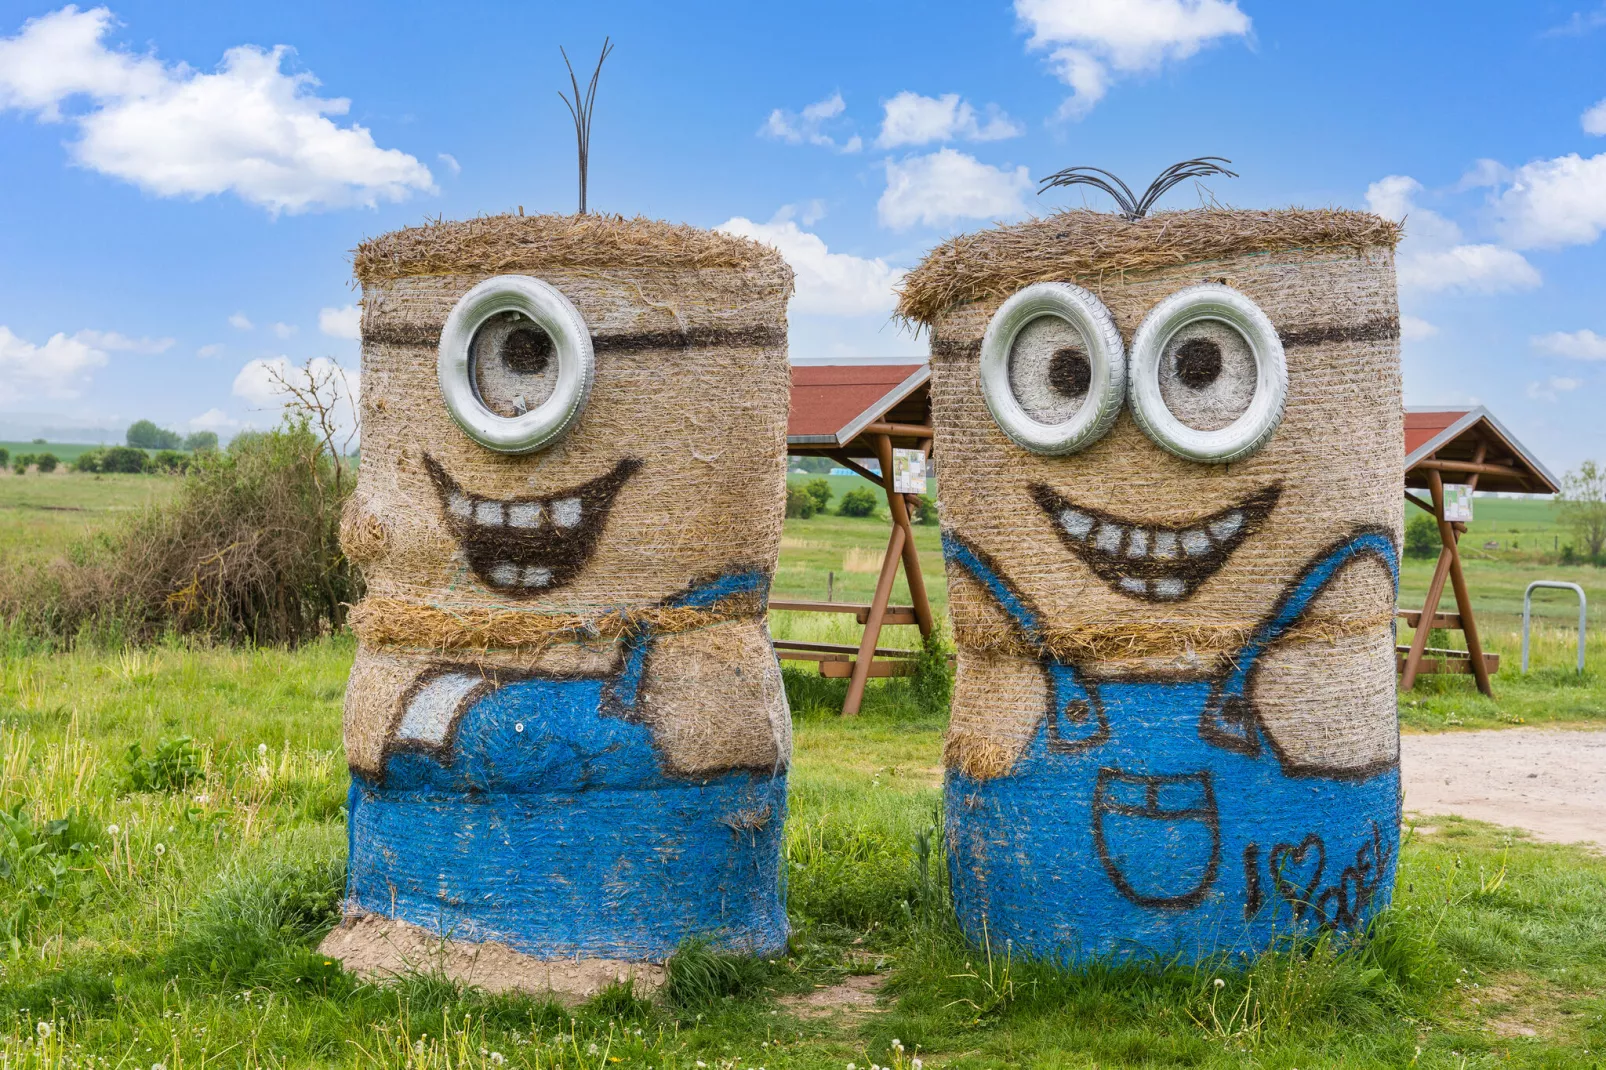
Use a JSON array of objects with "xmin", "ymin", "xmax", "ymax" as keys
[{"xmin": 0, "ymin": 1, "xmax": 1603, "ymax": 472}]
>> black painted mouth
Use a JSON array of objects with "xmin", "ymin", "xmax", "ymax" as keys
[
  {"xmin": 1030, "ymin": 483, "xmax": 1281, "ymax": 603},
  {"xmin": 425, "ymin": 454, "xmax": 643, "ymax": 595}
]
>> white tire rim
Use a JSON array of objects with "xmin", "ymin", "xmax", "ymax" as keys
[
  {"xmin": 979, "ymin": 282, "xmax": 1126, "ymax": 455},
  {"xmin": 1127, "ymin": 283, "xmax": 1286, "ymax": 464},
  {"xmin": 437, "ymin": 275, "xmax": 594, "ymax": 454}
]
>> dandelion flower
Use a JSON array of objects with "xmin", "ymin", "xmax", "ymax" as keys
[
  {"xmin": 490, "ymin": 1054, "xmax": 505, "ymax": 1066},
  {"xmin": 154, "ymin": 843, "xmax": 166, "ymax": 856},
  {"xmin": 588, "ymin": 1043, "xmax": 600, "ymax": 1056},
  {"xmin": 36, "ymin": 1021, "xmax": 52, "ymax": 1038},
  {"xmin": 913, "ymin": 1060, "xmax": 923, "ymax": 1070},
  {"xmin": 258, "ymin": 743, "xmax": 268, "ymax": 756},
  {"xmin": 1213, "ymin": 978, "xmax": 1225, "ymax": 989},
  {"xmin": 106, "ymin": 824, "xmax": 119, "ymax": 835},
  {"xmin": 891, "ymin": 1039, "xmax": 903, "ymax": 1050}
]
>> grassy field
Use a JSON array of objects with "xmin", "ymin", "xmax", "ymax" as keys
[
  {"xmin": 0, "ymin": 443, "xmax": 111, "ymax": 466},
  {"xmin": 0, "ymin": 638, "xmax": 1598, "ymax": 1067},
  {"xmin": 0, "ymin": 471, "xmax": 1599, "ymax": 1065},
  {"xmin": 0, "ymin": 472, "xmax": 177, "ymax": 564}
]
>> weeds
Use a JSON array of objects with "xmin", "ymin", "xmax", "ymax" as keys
[{"xmin": 121, "ymin": 736, "xmax": 203, "ymax": 793}]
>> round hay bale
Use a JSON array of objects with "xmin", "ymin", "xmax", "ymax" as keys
[
  {"xmin": 913, "ymin": 208, "xmax": 1404, "ymax": 963},
  {"xmin": 335, "ymin": 213, "xmax": 794, "ymax": 973}
]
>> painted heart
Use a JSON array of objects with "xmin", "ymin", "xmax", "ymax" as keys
[{"xmin": 1270, "ymin": 833, "xmax": 1327, "ymax": 921}]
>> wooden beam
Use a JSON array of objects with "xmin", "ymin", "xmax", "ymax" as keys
[
  {"xmin": 1405, "ymin": 492, "xmax": 1436, "ymax": 516},
  {"xmin": 860, "ymin": 421, "xmax": 934, "ymax": 439},
  {"xmin": 874, "ymin": 432, "xmax": 936, "ymax": 639},
  {"xmin": 821, "ymin": 659, "xmax": 916, "ymax": 679},
  {"xmin": 1410, "ymin": 458, "xmax": 1527, "ymax": 481},
  {"xmin": 1429, "ymin": 465, "xmax": 1493, "ymax": 697},
  {"xmin": 826, "ymin": 452, "xmax": 882, "ymax": 486},
  {"xmin": 843, "ymin": 521, "xmax": 906, "ymax": 716},
  {"xmin": 1400, "ymin": 544, "xmax": 1453, "ymax": 690},
  {"xmin": 1396, "ymin": 609, "xmax": 1463, "ymax": 630},
  {"xmin": 774, "ymin": 639, "xmax": 918, "ymax": 659},
  {"xmin": 1394, "ymin": 652, "xmax": 1501, "ymax": 676}
]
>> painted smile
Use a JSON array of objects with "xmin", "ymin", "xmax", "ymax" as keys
[
  {"xmin": 425, "ymin": 455, "xmax": 643, "ymax": 595},
  {"xmin": 1030, "ymin": 483, "xmax": 1281, "ymax": 602}
]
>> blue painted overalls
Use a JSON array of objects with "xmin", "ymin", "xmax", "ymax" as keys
[
  {"xmin": 346, "ymin": 573, "xmax": 788, "ymax": 960},
  {"xmin": 943, "ymin": 531, "xmax": 1401, "ymax": 963}
]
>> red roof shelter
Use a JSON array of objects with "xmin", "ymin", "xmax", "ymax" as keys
[
  {"xmin": 778, "ymin": 364, "xmax": 934, "ymax": 714},
  {"xmin": 1400, "ymin": 406, "xmax": 1558, "ymax": 696}
]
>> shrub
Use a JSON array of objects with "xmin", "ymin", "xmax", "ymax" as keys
[
  {"xmin": 184, "ymin": 430, "xmax": 219, "ymax": 452},
  {"xmin": 1404, "ymin": 514, "xmax": 1439, "ymax": 560},
  {"xmin": 100, "ymin": 446, "xmax": 148, "ymax": 474},
  {"xmin": 72, "ymin": 448, "xmax": 103, "ymax": 473},
  {"xmin": 3, "ymin": 418, "xmax": 359, "ymax": 645},
  {"xmin": 0, "ymin": 448, "xmax": 8, "ymax": 468},
  {"xmin": 803, "ymin": 477, "xmax": 832, "ymax": 512},
  {"xmin": 912, "ymin": 493, "xmax": 940, "ymax": 525},
  {"xmin": 785, "ymin": 484, "xmax": 817, "ymax": 519},
  {"xmin": 838, "ymin": 487, "xmax": 879, "ymax": 518},
  {"xmin": 152, "ymin": 449, "xmax": 189, "ymax": 474},
  {"xmin": 13, "ymin": 454, "xmax": 35, "ymax": 475},
  {"xmin": 34, "ymin": 453, "xmax": 58, "ymax": 473}
]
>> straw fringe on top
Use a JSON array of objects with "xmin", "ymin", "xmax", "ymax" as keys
[
  {"xmin": 895, "ymin": 208, "xmax": 1402, "ymax": 326},
  {"xmin": 355, "ymin": 212, "xmax": 790, "ymax": 285}
]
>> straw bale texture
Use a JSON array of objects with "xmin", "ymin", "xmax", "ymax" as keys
[
  {"xmin": 897, "ymin": 208, "xmax": 1401, "ymax": 327},
  {"xmin": 927, "ymin": 226, "xmax": 1403, "ymax": 777}
]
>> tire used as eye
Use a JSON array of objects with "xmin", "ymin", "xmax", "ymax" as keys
[
  {"xmin": 979, "ymin": 282, "xmax": 1126, "ymax": 456},
  {"xmin": 1127, "ymin": 283, "xmax": 1286, "ymax": 464},
  {"xmin": 437, "ymin": 275, "xmax": 594, "ymax": 454}
]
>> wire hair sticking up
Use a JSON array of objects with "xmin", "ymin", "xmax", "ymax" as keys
[
  {"xmin": 559, "ymin": 37, "xmax": 614, "ymax": 215},
  {"xmin": 1038, "ymin": 157, "xmax": 1238, "ymax": 220}
]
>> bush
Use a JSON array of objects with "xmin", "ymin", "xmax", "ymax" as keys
[
  {"xmin": 100, "ymin": 446, "xmax": 148, "ymax": 474},
  {"xmin": 184, "ymin": 430, "xmax": 219, "ymax": 452},
  {"xmin": 72, "ymin": 448, "xmax": 103, "ymax": 473},
  {"xmin": 13, "ymin": 453, "xmax": 35, "ymax": 475},
  {"xmin": 1404, "ymin": 514, "xmax": 1439, "ymax": 560},
  {"xmin": 3, "ymin": 418, "xmax": 359, "ymax": 645},
  {"xmin": 34, "ymin": 453, "xmax": 58, "ymax": 473},
  {"xmin": 785, "ymin": 484, "xmax": 818, "ymax": 519},
  {"xmin": 803, "ymin": 477, "xmax": 832, "ymax": 513},
  {"xmin": 126, "ymin": 419, "xmax": 182, "ymax": 450},
  {"xmin": 838, "ymin": 487, "xmax": 879, "ymax": 517},
  {"xmin": 912, "ymin": 493, "xmax": 940, "ymax": 525},
  {"xmin": 152, "ymin": 449, "xmax": 189, "ymax": 474},
  {"xmin": 0, "ymin": 448, "xmax": 8, "ymax": 468}
]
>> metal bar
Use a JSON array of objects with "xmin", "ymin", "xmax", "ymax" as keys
[
  {"xmin": 843, "ymin": 522, "xmax": 906, "ymax": 716},
  {"xmin": 1522, "ymin": 580, "xmax": 1587, "ymax": 674}
]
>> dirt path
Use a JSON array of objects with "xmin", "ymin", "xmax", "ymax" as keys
[{"xmin": 1401, "ymin": 727, "xmax": 1605, "ymax": 850}]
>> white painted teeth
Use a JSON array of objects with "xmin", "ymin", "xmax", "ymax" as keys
[
  {"xmin": 552, "ymin": 498, "xmax": 582, "ymax": 529},
  {"xmin": 1118, "ymin": 577, "xmax": 1147, "ymax": 596},
  {"xmin": 507, "ymin": 502, "xmax": 542, "ymax": 528},
  {"xmin": 487, "ymin": 563, "xmax": 553, "ymax": 589},
  {"xmin": 475, "ymin": 500, "xmax": 505, "ymax": 527},
  {"xmin": 1125, "ymin": 528, "xmax": 1149, "ymax": 558},
  {"xmin": 1093, "ymin": 523, "xmax": 1123, "ymax": 555},
  {"xmin": 449, "ymin": 493, "xmax": 473, "ymax": 520},
  {"xmin": 1153, "ymin": 577, "xmax": 1186, "ymax": 600},
  {"xmin": 1059, "ymin": 508, "xmax": 1095, "ymax": 538},
  {"xmin": 1208, "ymin": 510, "xmax": 1244, "ymax": 541},
  {"xmin": 1181, "ymin": 529, "xmax": 1212, "ymax": 557},
  {"xmin": 1152, "ymin": 530, "xmax": 1178, "ymax": 560}
]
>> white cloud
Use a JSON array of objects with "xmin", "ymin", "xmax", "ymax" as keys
[
  {"xmin": 233, "ymin": 355, "xmax": 360, "ymax": 437},
  {"xmin": 1531, "ymin": 329, "xmax": 1606, "ymax": 360},
  {"xmin": 876, "ymin": 92, "xmax": 1023, "ymax": 148},
  {"xmin": 0, "ymin": 326, "xmax": 110, "ymax": 401},
  {"xmin": 1492, "ymin": 152, "xmax": 1606, "ymax": 248},
  {"xmin": 271, "ymin": 321, "xmax": 297, "ymax": 339},
  {"xmin": 0, "ymin": 6, "xmax": 434, "ymax": 213},
  {"xmin": 74, "ymin": 328, "xmax": 172, "ymax": 352},
  {"xmin": 715, "ymin": 216, "xmax": 904, "ymax": 317},
  {"xmin": 1015, "ymin": 0, "xmax": 1251, "ymax": 119},
  {"xmin": 761, "ymin": 92, "xmax": 862, "ymax": 153},
  {"xmin": 196, "ymin": 343, "xmax": 223, "ymax": 358},
  {"xmin": 1400, "ymin": 315, "xmax": 1439, "ymax": 340},
  {"xmin": 318, "ymin": 304, "xmax": 361, "ymax": 340},
  {"xmin": 878, "ymin": 149, "xmax": 1033, "ymax": 230},
  {"xmin": 437, "ymin": 152, "xmax": 460, "ymax": 175},
  {"xmin": 1365, "ymin": 175, "xmax": 1540, "ymax": 293},
  {"xmin": 1527, "ymin": 376, "xmax": 1582, "ymax": 402},
  {"xmin": 228, "ymin": 312, "xmax": 253, "ymax": 331},
  {"xmin": 1584, "ymin": 98, "xmax": 1606, "ymax": 136},
  {"xmin": 187, "ymin": 407, "xmax": 238, "ymax": 432}
]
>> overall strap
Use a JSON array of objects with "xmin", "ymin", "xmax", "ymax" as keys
[
  {"xmin": 941, "ymin": 532, "xmax": 1047, "ymax": 653},
  {"xmin": 611, "ymin": 569, "xmax": 770, "ymax": 709},
  {"xmin": 1221, "ymin": 529, "xmax": 1399, "ymax": 697}
]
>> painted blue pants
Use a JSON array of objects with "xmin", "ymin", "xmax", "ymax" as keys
[
  {"xmin": 944, "ymin": 532, "xmax": 1401, "ymax": 963},
  {"xmin": 347, "ymin": 578, "xmax": 788, "ymax": 960}
]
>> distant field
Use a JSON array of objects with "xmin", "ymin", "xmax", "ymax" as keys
[
  {"xmin": 0, "ymin": 440, "xmax": 108, "ymax": 463},
  {"xmin": 0, "ymin": 470, "xmax": 177, "ymax": 562}
]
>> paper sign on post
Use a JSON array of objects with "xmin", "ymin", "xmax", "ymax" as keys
[
  {"xmin": 892, "ymin": 448, "xmax": 926, "ymax": 494},
  {"xmin": 1441, "ymin": 484, "xmax": 1473, "ymax": 523}
]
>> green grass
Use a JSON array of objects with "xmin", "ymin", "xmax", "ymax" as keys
[
  {"xmin": 0, "ymin": 640, "xmax": 1597, "ymax": 1066},
  {"xmin": 0, "ymin": 471, "xmax": 178, "ymax": 564},
  {"xmin": 0, "ymin": 443, "xmax": 111, "ymax": 466}
]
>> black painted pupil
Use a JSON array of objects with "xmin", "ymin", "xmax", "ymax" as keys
[
  {"xmin": 502, "ymin": 327, "xmax": 552, "ymax": 375},
  {"xmin": 1048, "ymin": 346, "xmax": 1091, "ymax": 398},
  {"xmin": 1174, "ymin": 338, "xmax": 1222, "ymax": 389}
]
